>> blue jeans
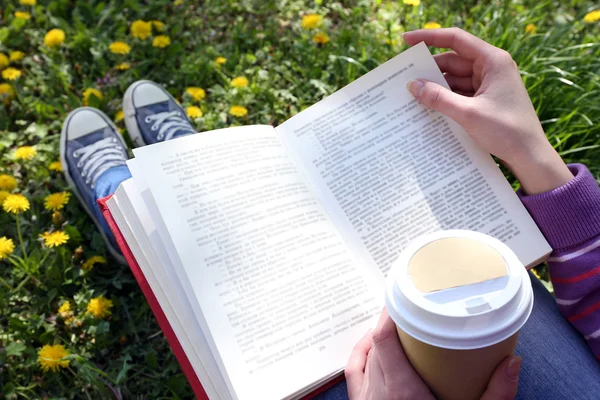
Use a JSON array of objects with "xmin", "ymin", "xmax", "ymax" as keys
[
  {"xmin": 95, "ymin": 171, "xmax": 600, "ymax": 399},
  {"xmin": 94, "ymin": 165, "xmax": 132, "ymax": 245},
  {"xmin": 315, "ymin": 271, "xmax": 600, "ymax": 400}
]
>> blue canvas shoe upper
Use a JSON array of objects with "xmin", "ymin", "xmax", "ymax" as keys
[
  {"xmin": 124, "ymin": 80, "xmax": 196, "ymax": 146},
  {"xmin": 60, "ymin": 107, "xmax": 129, "ymax": 263}
]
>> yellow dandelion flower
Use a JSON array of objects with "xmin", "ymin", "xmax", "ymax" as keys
[
  {"xmin": 40, "ymin": 231, "xmax": 69, "ymax": 247},
  {"xmin": 20, "ymin": 0, "xmax": 36, "ymax": 5},
  {"xmin": 301, "ymin": 14, "xmax": 322, "ymax": 29},
  {"xmin": 14, "ymin": 146, "xmax": 36, "ymax": 160},
  {"xmin": 185, "ymin": 87, "xmax": 206, "ymax": 101},
  {"xmin": 0, "ymin": 236, "xmax": 15, "ymax": 259},
  {"xmin": 312, "ymin": 32, "xmax": 330, "ymax": 45},
  {"xmin": 58, "ymin": 301, "xmax": 71, "ymax": 317},
  {"xmin": 231, "ymin": 76, "xmax": 249, "ymax": 88},
  {"xmin": 2, "ymin": 68, "xmax": 21, "ymax": 81},
  {"xmin": 0, "ymin": 174, "xmax": 17, "ymax": 191},
  {"xmin": 0, "ymin": 191, "xmax": 9, "ymax": 205},
  {"xmin": 115, "ymin": 62, "xmax": 131, "ymax": 70},
  {"xmin": 9, "ymin": 51, "xmax": 25, "ymax": 62},
  {"xmin": 525, "ymin": 24, "xmax": 537, "ymax": 34},
  {"xmin": 109, "ymin": 41, "xmax": 131, "ymax": 55},
  {"xmin": 115, "ymin": 110, "xmax": 124, "ymax": 122},
  {"xmin": 82, "ymin": 255, "xmax": 106, "ymax": 271},
  {"xmin": 14, "ymin": 11, "xmax": 31, "ymax": 20},
  {"xmin": 229, "ymin": 105, "xmax": 248, "ymax": 117},
  {"xmin": 130, "ymin": 20, "xmax": 152, "ymax": 40},
  {"xmin": 44, "ymin": 29, "xmax": 66, "ymax": 48},
  {"xmin": 152, "ymin": 35, "xmax": 171, "ymax": 48},
  {"xmin": 532, "ymin": 268, "xmax": 541, "ymax": 280},
  {"xmin": 38, "ymin": 344, "xmax": 70, "ymax": 372},
  {"xmin": 49, "ymin": 161, "xmax": 63, "ymax": 172},
  {"xmin": 584, "ymin": 10, "xmax": 600, "ymax": 23},
  {"xmin": 152, "ymin": 20, "xmax": 165, "ymax": 32},
  {"xmin": 186, "ymin": 106, "xmax": 202, "ymax": 119},
  {"xmin": 174, "ymin": 0, "xmax": 184, "ymax": 5},
  {"xmin": 0, "ymin": 54, "xmax": 8, "ymax": 70},
  {"xmin": 403, "ymin": 0, "xmax": 420, "ymax": 5},
  {"xmin": 216, "ymin": 56, "xmax": 227, "ymax": 65},
  {"xmin": 83, "ymin": 88, "xmax": 103, "ymax": 106},
  {"xmin": 44, "ymin": 192, "xmax": 70, "ymax": 211},
  {"xmin": 87, "ymin": 295, "xmax": 113, "ymax": 319},
  {"xmin": 0, "ymin": 83, "xmax": 14, "ymax": 103},
  {"xmin": 3, "ymin": 194, "xmax": 30, "ymax": 214},
  {"xmin": 424, "ymin": 21, "xmax": 442, "ymax": 29}
]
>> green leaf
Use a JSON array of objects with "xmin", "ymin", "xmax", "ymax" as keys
[
  {"xmin": 0, "ymin": 28, "xmax": 9, "ymax": 43},
  {"xmin": 11, "ymin": 18, "xmax": 27, "ymax": 31},
  {"xmin": 145, "ymin": 349, "xmax": 158, "ymax": 369},
  {"xmin": 5, "ymin": 342, "xmax": 26, "ymax": 357},
  {"xmin": 25, "ymin": 123, "xmax": 49, "ymax": 139},
  {"xmin": 64, "ymin": 225, "xmax": 82, "ymax": 244},
  {"xmin": 116, "ymin": 354, "xmax": 133, "ymax": 384}
]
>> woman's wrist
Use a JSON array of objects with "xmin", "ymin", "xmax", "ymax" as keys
[{"xmin": 507, "ymin": 147, "xmax": 573, "ymax": 195}]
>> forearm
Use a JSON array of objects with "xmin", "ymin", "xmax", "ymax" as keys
[
  {"xmin": 518, "ymin": 164, "xmax": 600, "ymax": 357},
  {"xmin": 506, "ymin": 143, "xmax": 573, "ymax": 196}
]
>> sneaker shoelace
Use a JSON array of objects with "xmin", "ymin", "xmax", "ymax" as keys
[
  {"xmin": 73, "ymin": 136, "xmax": 127, "ymax": 188},
  {"xmin": 146, "ymin": 110, "xmax": 195, "ymax": 141}
]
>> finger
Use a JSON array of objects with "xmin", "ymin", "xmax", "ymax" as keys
[
  {"xmin": 403, "ymin": 27, "xmax": 496, "ymax": 60},
  {"xmin": 371, "ymin": 309, "xmax": 414, "ymax": 382},
  {"xmin": 444, "ymin": 74, "xmax": 475, "ymax": 92},
  {"xmin": 345, "ymin": 330, "xmax": 373, "ymax": 399},
  {"xmin": 434, "ymin": 51, "xmax": 473, "ymax": 76},
  {"xmin": 369, "ymin": 346, "xmax": 384, "ymax": 379},
  {"xmin": 480, "ymin": 356, "xmax": 522, "ymax": 400},
  {"xmin": 406, "ymin": 79, "xmax": 474, "ymax": 125}
]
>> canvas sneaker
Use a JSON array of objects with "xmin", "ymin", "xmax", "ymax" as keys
[
  {"xmin": 123, "ymin": 80, "xmax": 196, "ymax": 146},
  {"xmin": 60, "ymin": 107, "xmax": 128, "ymax": 264}
]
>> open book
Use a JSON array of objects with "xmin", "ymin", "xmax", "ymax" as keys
[{"xmin": 105, "ymin": 42, "xmax": 551, "ymax": 400}]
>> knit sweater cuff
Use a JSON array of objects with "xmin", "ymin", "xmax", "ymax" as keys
[{"xmin": 517, "ymin": 164, "xmax": 600, "ymax": 251}]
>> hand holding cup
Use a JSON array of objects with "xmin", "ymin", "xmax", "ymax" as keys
[{"xmin": 345, "ymin": 309, "xmax": 522, "ymax": 400}]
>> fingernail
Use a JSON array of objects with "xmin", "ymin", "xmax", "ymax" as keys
[
  {"xmin": 406, "ymin": 79, "xmax": 424, "ymax": 98},
  {"xmin": 505, "ymin": 356, "xmax": 522, "ymax": 382}
]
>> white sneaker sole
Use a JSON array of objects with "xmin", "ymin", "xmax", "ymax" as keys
[{"xmin": 60, "ymin": 107, "xmax": 127, "ymax": 265}]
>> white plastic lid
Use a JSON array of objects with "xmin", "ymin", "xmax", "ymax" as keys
[{"xmin": 385, "ymin": 230, "xmax": 533, "ymax": 350}]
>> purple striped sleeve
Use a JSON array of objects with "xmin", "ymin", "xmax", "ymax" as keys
[{"xmin": 518, "ymin": 164, "xmax": 600, "ymax": 360}]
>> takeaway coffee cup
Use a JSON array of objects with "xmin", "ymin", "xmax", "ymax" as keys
[{"xmin": 385, "ymin": 230, "xmax": 533, "ymax": 400}]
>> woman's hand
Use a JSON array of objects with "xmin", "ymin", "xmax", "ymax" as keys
[
  {"xmin": 402, "ymin": 28, "xmax": 573, "ymax": 195},
  {"xmin": 345, "ymin": 309, "xmax": 522, "ymax": 400}
]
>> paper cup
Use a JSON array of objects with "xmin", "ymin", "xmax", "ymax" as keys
[{"xmin": 385, "ymin": 230, "xmax": 533, "ymax": 400}]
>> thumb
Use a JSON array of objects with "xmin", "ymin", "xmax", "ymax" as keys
[
  {"xmin": 480, "ymin": 355, "xmax": 522, "ymax": 400},
  {"xmin": 407, "ymin": 79, "xmax": 472, "ymax": 125}
]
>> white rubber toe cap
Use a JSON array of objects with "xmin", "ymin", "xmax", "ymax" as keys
[
  {"xmin": 132, "ymin": 82, "xmax": 170, "ymax": 107},
  {"xmin": 65, "ymin": 108, "xmax": 110, "ymax": 140}
]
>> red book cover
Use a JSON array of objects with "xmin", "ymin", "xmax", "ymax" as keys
[{"xmin": 98, "ymin": 195, "xmax": 344, "ymax": 400}]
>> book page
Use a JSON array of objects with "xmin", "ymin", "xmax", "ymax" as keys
[
  {"xmin": 108, "ymin": 180, "xmax": 227, "ymax": 399},
  {"xmin": 276, "ymin": 42, "xmax": 551, "ymax": 278},
  {"xmin": 131, "ymin": 126, "xmax": 381, "ymax": 400},
  {"xmin": 127, "ymin": 159, "xmax": 238, "ymax": 399}
]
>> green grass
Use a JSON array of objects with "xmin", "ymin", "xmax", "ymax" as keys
[{"xmin": 0, "ymin": 0, "xmax": 598, "ymax": 398}]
